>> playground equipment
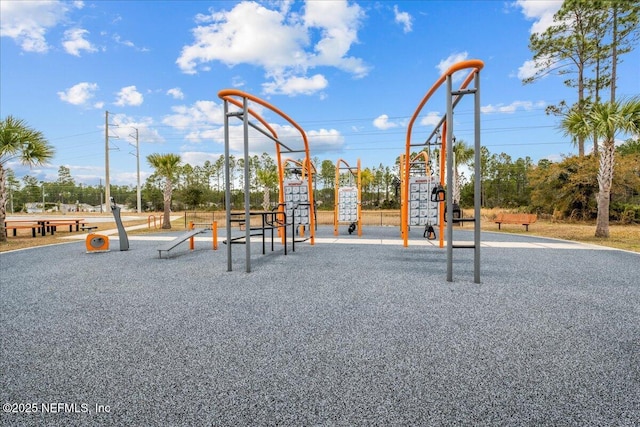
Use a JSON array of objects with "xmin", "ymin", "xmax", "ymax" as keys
[
  {"xmin": 282, "ymin": 157, "xmax": 317, "ymax": 234},
  {"xmin": 147, "ymin": 215, "xmax": 163, "ymax": 229},
  {"xmin": 157, "ymin": 221, "xmax": 218, "ymax": 259},
  {"xmin": 88, "ymin": 197, "xmax": 129, "ymax": 253},
  {"xmin": 402, "ymin": 59, "xmax": 483, "ymax": 283},
  {"xmin": 218, "ymin": 89, "xmax": 315, "ymax": 272},
  {"xmin": 334, "ymin": 158, "xmax": 362, "ymax": 236},
  {"xmin": 110, "ymin": 197, "xmax": 129, "ymax": 251},
  {"xmin": 399, "ymin": 151, "xmax": 440, "ymax": 241},
  {"xmin": 85, "ymin": 232, "xmax": 109, "ymax": 252}
]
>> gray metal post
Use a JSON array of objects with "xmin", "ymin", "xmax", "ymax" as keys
[
  {"xmin": 446, "ymin": 75, "xmax": 454, "ymax": 282},
  {"xmin": 243, "ymin": 97, "xmax": 251, "ymax": 273},
  {"xmin": 224, "ymin": 100, "xmax": 233, "ymax": 271},
  {"xmin": 474, "ymin": 71, "xmax": 481, "ymax": 284}
]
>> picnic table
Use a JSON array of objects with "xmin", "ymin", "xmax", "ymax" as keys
[
  {"xmin": 4, "ymin": 218, "xmax": 87, "ymax": 237},
  {"xmin": 44, "ymin": 218, "xmax": 86, "ymax": 234}
]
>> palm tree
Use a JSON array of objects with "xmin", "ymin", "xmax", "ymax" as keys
[
  {"xmin": 452, "ymin": 139, "xmax": 474, "ymax": 204},
  {"xmin": 146, "ymin": 153, "xmax": 181, "ymax": 229},
  {"xmin": 256, "ymin": 168, "xmax": 278, "ymax": 211},
  {"xmin": 256, "ymin": 154, "xmax": 278, "ymax": 211},
  {"xmin": 1, "ymin": 116, "xmax": 54, "ymax": 242},
  {"xmin": 561, "ymin": 97, "xmax": 640, "ymax": 237}
]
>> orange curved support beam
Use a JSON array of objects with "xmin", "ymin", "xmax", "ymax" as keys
[
  {"xmin": 218, "ymin": 89, "xmax": 315, "ymax": 245},
  {"xmin": 218, "ymin": 89, "xmax": 308, "ymax": 145},
  {"xmin": 402, "ymin": 59, "xmax": 484, "ymax": 247},
  {"xmin": 282, "ymin": 157, "xmax": 317, "ymax": 181},
  {"xmin": 410, "ymin": 151, "xmax": 431, "ymax": 176},
  {"xmin": 219, "ymin": 95, "xmax": 279, "ymax": 140}
]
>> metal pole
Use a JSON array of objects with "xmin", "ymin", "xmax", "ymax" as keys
[
  {"xmin": 243, "ymin": 97, "xmax": 251, "ymax": 273},
  {"xmin": 105, "ymin": 111, "xmax": 111, "ymax": 213},
  {"xmin": 224, "ymin": 100, "xmax": 233, "ymax": 271},
  {"xmin": 474, "ymin": 71, "xmax": 482, "ymax": 284},
  {"xmin": 446, "ymin": 75, "xmax": 454, "ymax": 282},
  {"xmin": 135, "ymin": 128, "xmax": 141, "ymax": 214}
]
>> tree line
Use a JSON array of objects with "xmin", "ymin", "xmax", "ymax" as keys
[{"xmin": 3, "ymin": 140, "xmax": 638, "ymax": 220}]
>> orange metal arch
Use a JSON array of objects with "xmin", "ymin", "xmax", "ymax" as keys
[
  {"xmin": 217, "ymin": 89, "xmax": 315, "ymax": 245},
  {"xmin": 282, "ymin": 157, "xmax": 317, "ymax": 181},
  {"xmin": 401, "ymin": 59, "xmax": 484, "ymax": 247},
  {"xmin": 410, "ymin": 150, "xmax": 431, "ymax": 176},
  {"xmin": 218, "ymin": 89, "xmax": 308, "ymax": 144}
]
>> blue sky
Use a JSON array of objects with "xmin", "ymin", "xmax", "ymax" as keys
[{"xmin": 1, "ymin": 0, "xmax": 639, "ymax": 186}]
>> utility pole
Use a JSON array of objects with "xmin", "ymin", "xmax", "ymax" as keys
[
  {"xmin": 105, "ymin": 111, "xmax": 119, "ymax": 213},
  {"xmin": 105, "ymin": 111, "xmax": 110, "ymax": 213},
  {"xmin": 129, "ymin": 127, "xmax": 141, "ymax": 213}
]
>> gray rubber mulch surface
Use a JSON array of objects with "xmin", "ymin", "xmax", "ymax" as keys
[{"xmin": 1, "ymin": 226, "xmax": 639, "ymax": 426}]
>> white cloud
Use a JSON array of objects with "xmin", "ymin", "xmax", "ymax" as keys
[
  {"xmin": 517, "ymin": 59, "xmax": 539, "ymax": 80},
  {"xmin": 515, "ymin": 0, "xmax": 562, "ymax": 34},
  {"xmin": 263, "ymin": 74, "xmax": 328, "ymax": 96},
  {"xmin": 114, "ymin": 86, "xmax": 143, "ymax": 106},
  {"xmin": 514, "ymin": 1, "xmax": 563, "ymax": 81},
  {"xmin": 162, "ymin": 99, "xmax": 342, "ymax": 156},
  {"xmin": 167, "ymin": 88, "xmax": 184, "ymax": 100},
  {"xmin": 436, "ymin": 52, "xmax": 469, "ymax": 82},
  {"xmin": 232, "ymin": 76, "xmax": 246, "ymax": 88},
  {"xmin": 307, "ymin": 128, "xmax": 344, "ymax": 152},
  {"xmin": 113, "ymin": 33, "xmax": 149, "ymax": 52},
  {"xmin": 481, "ymin": 100, "xmax": 546, "ymax": 114},
  {"xmin": 160, "ymin": 97, "xmax": 344, "ymax": 156},
  {"xmin": 163, "ymin": 101, "xmax": 225, "ymax": 130},
  {"xmin": 177, "ymin": 2, "xmax": 308, "ymax": 74},
  {"xmin": 62, "ymin": 28, "xmax": 97, "ymax": 56},
  {"xmin": 517, "ymin": 53, "xmax": 556, "ymax": 81},
  {"xmin": 373, "ymin": 114, "xmax": 399, "ymax": 130},
  {"xmin": 57, "ymin": 82, "xmax": 99, "ymax": 106},
  {"xmin": 303, "ymin": 1, "xmax": 368, "ymax": 76},
  {"xmin": 181, "ymin": 151, "xmax": 223, "ymax": 167},
  {"xmin": 108, "ymin": 113, "xmax": 164, "ymax": 143},
  {"xmin": 176, "ymin": 0, "xmax": 369, "ymax": 96},
  {"xmin": 113, "ymin": 34, "xmax": 134, "ymax": 48},
  {"xmin": 0, "ymin": 0, "xmax": 72, "ymax": 53},
  {"xmin": 419, "ymin": 112, "xmax": 443, "ymax": 127},
  {"xmin": 393, "ymin": 5, "xmax": 412, "ymax": 33},
  {"xmin": 184, "ymin": 128, "xmax": 224, "ymax": 145}
]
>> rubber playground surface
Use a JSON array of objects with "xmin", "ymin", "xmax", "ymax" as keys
[{"xmin": 1, "ymin": 225, "xmax": 639, "ymax": 426}]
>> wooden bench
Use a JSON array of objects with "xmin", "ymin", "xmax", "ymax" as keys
[
  {"xmin": 80, "ymin": 225, "xmax": 98, "ymax": 233},
  {"xmin": 4, "ymin": 223, "xmax": 42, "ymax": 238},
  {"xmin": 494, "ymin": 213, "xmax": 537, "ymax": 231}
]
